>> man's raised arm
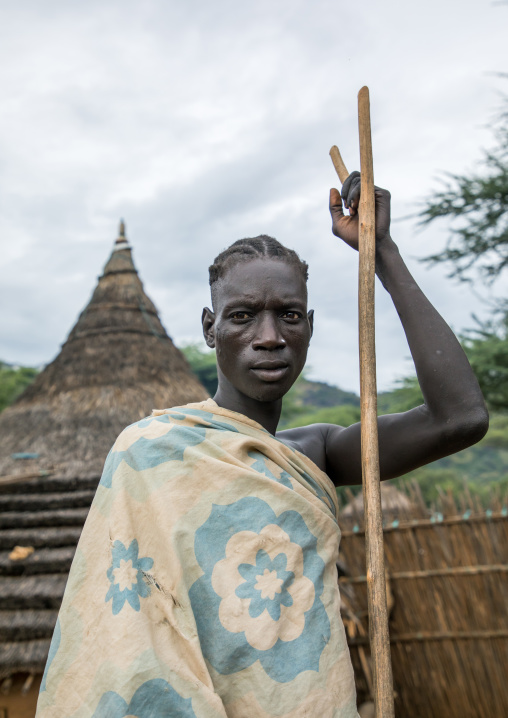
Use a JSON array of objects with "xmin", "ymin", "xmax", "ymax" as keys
[{"xmin": 324, "ymin": 173, "xmax": 489, "ymax": 486}]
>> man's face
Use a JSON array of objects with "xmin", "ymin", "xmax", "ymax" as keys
[{"xmin": 203, "ymin": 257, "xmax": 313, "ymax": 403}]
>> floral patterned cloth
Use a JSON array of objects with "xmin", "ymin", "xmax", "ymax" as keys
[{"xmin": 36, "ymin": 399, "xmax": 359, "ymax": 718}]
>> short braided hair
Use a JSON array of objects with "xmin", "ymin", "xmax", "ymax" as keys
[{"xmin": 209, "ymin": 235, "xmax": 308, "ymax": 305}]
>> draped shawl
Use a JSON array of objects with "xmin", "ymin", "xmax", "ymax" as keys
[{"xmin": 36, "ymin": 399, "xmax": 358, "ymax": 718}]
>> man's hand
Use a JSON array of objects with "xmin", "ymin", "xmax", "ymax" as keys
[
  {"xmin": 329, "ymin": 171, "xmax": 391, "ymax": 250},
  {"xmin": 321, "ymin": 172, "xmax": 489, "ymax": 486}
]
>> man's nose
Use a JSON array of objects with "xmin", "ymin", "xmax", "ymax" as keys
[{"xmin": 252, "ymin": 313, "xmax": 286, "ymax": 350}]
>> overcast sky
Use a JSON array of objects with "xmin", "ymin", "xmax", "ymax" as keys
[{"xmin": 0, "ymin": 0, "xmax": 506, "ymax": 393}]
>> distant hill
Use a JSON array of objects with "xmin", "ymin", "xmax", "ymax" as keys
[
  {"xmin": 294, "ymin": 379, "xmax": 359, "ymax": 409},
  {"xmin": 179, "ymin": 343, "xmax": 360, "ymax": 412},
  {"xmin": 3, "ymin": 346, "xmax": 506, "ymax": 507}
]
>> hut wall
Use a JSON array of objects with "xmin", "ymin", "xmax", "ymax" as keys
[
  {"xmin": 339, "ymin": 512, "xmax": 508, "ymax": 718},
  {"xmin": 0, "ymin": 673, "xmax": 41, "ymax": 718}
]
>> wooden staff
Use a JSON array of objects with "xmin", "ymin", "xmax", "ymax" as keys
[{"xmin": 330, "ymin": 86, "xmax": 395, "ymax": 717}]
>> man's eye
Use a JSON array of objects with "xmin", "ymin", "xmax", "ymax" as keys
[
  {"xmin": 281, "ymin": 311, "xmax": 302, "ymax": 320},
  {"xmin": 231, "ymin": 311, "xmax": 251, "ymax": 320}
]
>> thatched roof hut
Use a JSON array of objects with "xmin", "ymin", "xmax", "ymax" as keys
[
  {"xmin": 0, "ymin": 221, "xmax": 208, "ymax": 480},
  {"xmin": 0, "ymin": 223, "xmax": 208, "ymax": 686},
  {"xmin": 340, "ymin": 484, "xmax": 415, "ymax": 524}
]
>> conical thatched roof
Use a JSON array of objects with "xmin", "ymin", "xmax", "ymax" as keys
[
  {"xmin": 0, "ymin": 222, "xmax": 208, "ymax": 481},
  {"xmin": 341, "ymin": 484, "xmax": 415, "ymax": 520},
  {"xmin": 0, "ymin": 223, "xmax": 208, "ymax": 680}
]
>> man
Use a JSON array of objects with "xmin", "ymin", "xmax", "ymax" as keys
[{"xmin": 37, "ymin": 176, "xmax": 488, "ymax": 718}]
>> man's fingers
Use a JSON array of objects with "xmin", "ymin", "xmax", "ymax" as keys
[
  {"xmin": 341, "ymin": 171, "xmax": 361, "ymax": 207},
  {"xmin": 341, "ymin": 172, "xmax": 354, "ymax": 201},
  {"xmin": 329, "ymin": 187, "xmax": 344, "ymax": 216},
  {"xmin": 347, "ymin": 180, "xmax": 361, "ymax": 211}
]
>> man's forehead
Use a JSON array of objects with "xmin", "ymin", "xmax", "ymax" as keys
[{"xmin": 213, "ymin": 257, "xmax": 308, "ymax": 307}]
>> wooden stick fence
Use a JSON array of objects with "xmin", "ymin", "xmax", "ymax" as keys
[
  {"xmin": 340, "ymin": 563, "xmax": 508, "ymax": 583},
  {"xmin": 338, "ymin": 508, "xmax": 508, "ymax": 718}
]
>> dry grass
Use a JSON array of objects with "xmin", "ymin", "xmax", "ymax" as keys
[{"xmin": 338, "ymin": 491, "xmax": 508, "ymax": 718}]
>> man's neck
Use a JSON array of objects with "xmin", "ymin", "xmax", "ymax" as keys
[{"xmin": 213, "ymin": 386, "xmax": 282, "ymax": 435}]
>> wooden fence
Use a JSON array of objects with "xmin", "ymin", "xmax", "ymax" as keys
[{"xmin": 338, "ymin": 500, "xmax": 508, "ymax": 718}]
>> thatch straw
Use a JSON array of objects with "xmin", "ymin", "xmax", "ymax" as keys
[
  {"xmin": 339, "ymin": 503, "xmax": 508, "ymax": 717},
  {"xmin": 0, "ymin": 475, "xmax": 99, "ymax": 495},
  {"xmin": 0, "ymin": 233, "xmax": 208, "ymax": 480},
  {"xmin": 0, "ymin": 610, "xmax": 58, "ymax": 642},
  {"xmin": 341, "ymin": 484, "xmax": 415, "ymax": 521},
  {"xmin": 0, "ymin": 639, "xmax": 51, "ymax": 678},
  {"xmin": 0, "ymin": 527, "xmax": 83, "ymax": 551},
  {"xmin": 0, "ymin": 490, "xmax": 95, "ymax": 513},
  {"xmin": 0, "ymin": 508, "xmax": 89, "ymax": 529},
  {"xmin": 0, "ymin": 547, "xmax": 75, "ymax": 576},
  {"xmin": 0, "ymin": 575, "xmax": 68, "ymax": 610},
  {"xmin": 0, "ymin": 472, "xmax": 91, "ymax": 678},
  {"xmin": 0, "ymin": 228, "xmax": 211, "ymax": 679}
]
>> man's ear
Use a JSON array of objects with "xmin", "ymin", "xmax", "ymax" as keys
[
  {"xmin": 307, "ymin": 309, "xmax": 314, "ymax": 339},
  {"xmin": 202, "ymin": 307, "xmax": 216, "ymax": 348}
]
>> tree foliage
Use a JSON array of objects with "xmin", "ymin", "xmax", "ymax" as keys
[
  {"xmin": 0, "ymin": 362, "xmax": 39, "ymax": 413},
  {"xmin": 419, "ymin": 104, "xmax": 508, "ymax": 284},
  {"xmin": 418, "ymin": 96, "xmax": 508, "ymax": 412},
  {"xmin": 179, "ymin": 342, "xmax": 355, "ymax": 427},
  {"xmin": 460, "ymin": 306, "xmax": 508, "ymax": 411},
  {"xmin": 378, "ymin": 376, "xmax": 423, "ymax": 414},
  {"xmin": 180, "ymin": 343, "xmax": 218, "ymax": 396},
  {"xmin": 282, "ymin": 403, "xmax": 361, "ymax": 430},
  {"xmin": 1, "ymin": 344, "xmax": 505, "ymax": 506}
]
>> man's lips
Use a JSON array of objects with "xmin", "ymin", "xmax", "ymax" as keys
[{"xmin": 250, "ymin": 362, "xmax": 289, "ymax": 382}]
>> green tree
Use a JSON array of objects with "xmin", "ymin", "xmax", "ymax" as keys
[
  {"xmin": 480, "ymin": 413, "xmax": 508, "ymax": 449},
  {"xmin": 178, "ymin": 342, "xmax": 353, "ymax": 427},
  {"xmin": 419, "ymin": 101, "xmax": 508, "ymax": 284},
  {"xmin": 378, "ymin": 376, "xmax": 423, "ymax": 414},
  {"xmin": 460, "ymin": 307, "xmax": 508, "ymax": 411},
  {"xmin": 0, "ymin": 362, "xmax": 39, "ymax": 413},
  {"xmin": 180, "ymin": 343, "xmax": 218, "ymax": 396},
  {"xmin": 419, "ymin": 96, "xmax": 508, "ymax": 412},
  {"xmin": 282, "ymin": 404, "xmax": 361, "ymax": 430}
]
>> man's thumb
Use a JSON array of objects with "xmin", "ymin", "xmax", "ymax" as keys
[{"xmin": 329, "ymin": 187, "xmax": 344, "ymax": 217}]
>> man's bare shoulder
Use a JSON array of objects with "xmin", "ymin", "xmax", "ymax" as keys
[{"xmin": 276, "ymin": 423, "xmax": 346, "ymax": 473}]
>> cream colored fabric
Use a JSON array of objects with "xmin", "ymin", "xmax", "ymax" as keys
[{"xmin": 36, "ymin": 399, "xmax": 359, "ymax": 718}]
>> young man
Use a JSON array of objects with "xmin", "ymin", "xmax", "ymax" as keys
[
  {"xmin": 37, "ymin": 176, "xmax": 487, "ymax": 718},
  {"xmin": 203, "ymin": 174, "xmax": 487, "ymax": 481}
]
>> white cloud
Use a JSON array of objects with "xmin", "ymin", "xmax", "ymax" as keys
[{"xmin": 0, "ymin": 0, "xmax": 506, "ymax": 391}]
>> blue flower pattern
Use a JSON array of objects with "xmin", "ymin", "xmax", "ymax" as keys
[
  {"xmin": 236, "ymin": 549, "xmax": 294, "ymax": 621},
  {"xmin": 40, "ymin": 618, "xmax": 61, "ymax": 692},
  {"xmin": 92, "ymin": 679, "xmax": 196, "ymax": 717},
  {"xmin": 37, "ymin": 403, "xmax": 347, "ymax": 715},
  {"xmin": 100, "ymin": 417, "xmax": 206, "ymax": 489},
  {"xmin": 248, "ymin": 450, "xmax": 293, "ymax": 489},
  {"xmin": 106, "ymin": 539, "xmax": 154, "ymax": 615},
  {"xmin": 300, "ymin": 469, "xmax": 336, "ymax": 514},
  {"xmin": 169, "ymin": 407, "xmax": 239, "ymax": 434},
  {"xmin": 249, "ymin": 449, "xmax": 335, "ymax": 515},
  {"xmin": 189, "ymin": 497, "xmax": 330, "ymax": 683}
]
